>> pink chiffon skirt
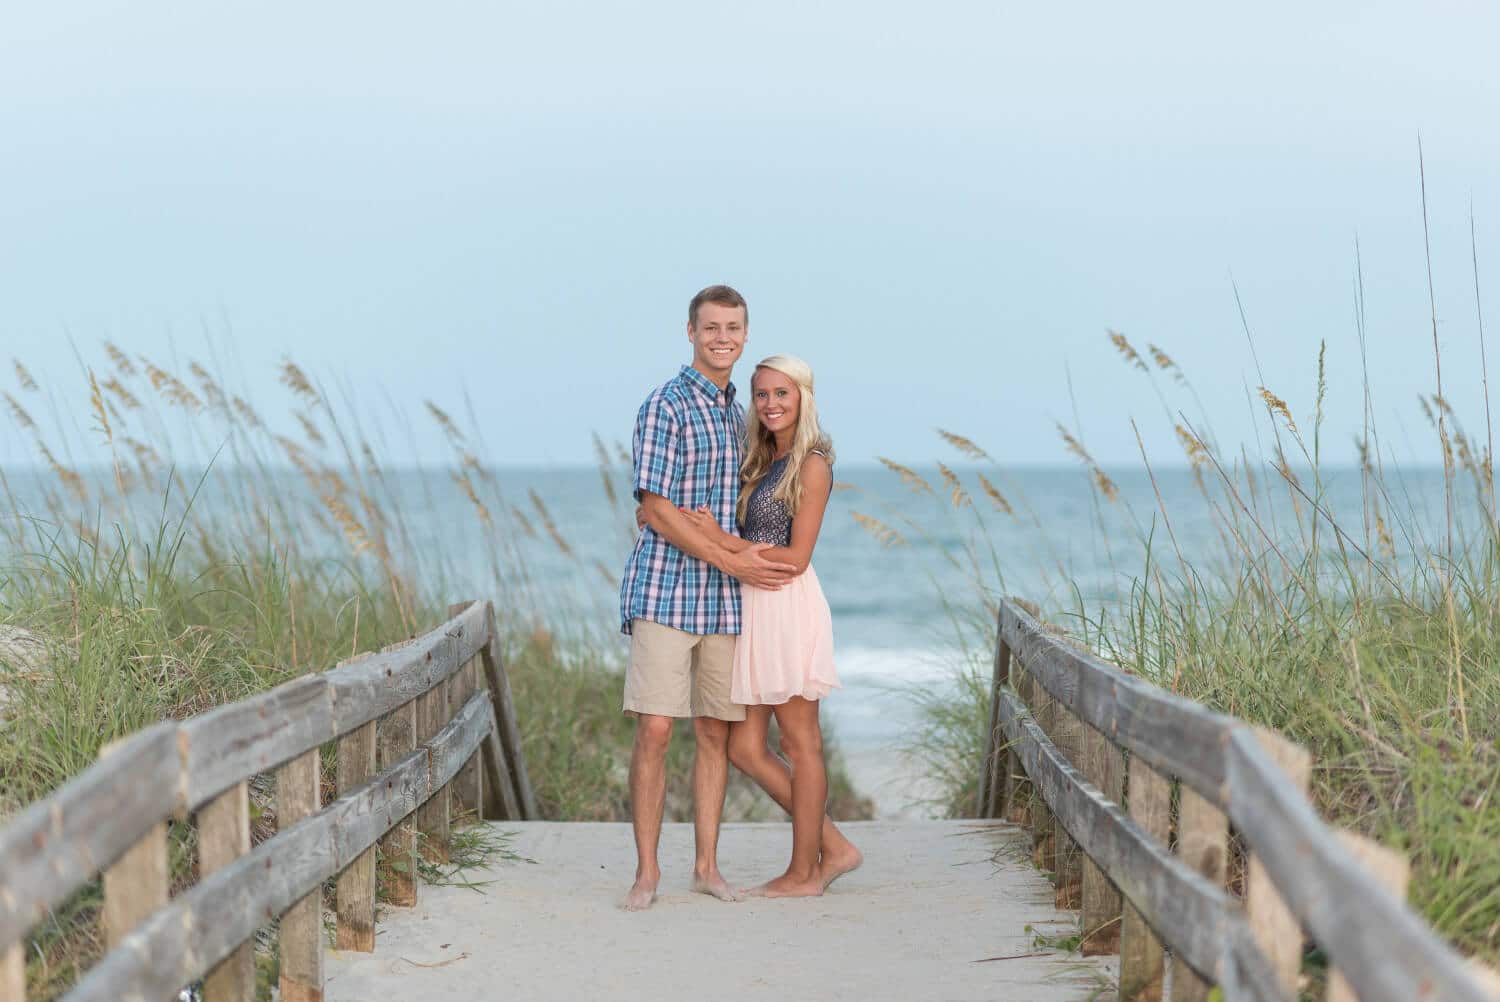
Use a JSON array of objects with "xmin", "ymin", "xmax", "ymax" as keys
[{"xmin": 732, "ymin": 564, "xmax": 840, "ymax": 705}]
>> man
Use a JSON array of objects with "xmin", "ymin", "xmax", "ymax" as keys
[{"xmin": 618, "ymin": 284, "xmax": 798, "ymax": 911}]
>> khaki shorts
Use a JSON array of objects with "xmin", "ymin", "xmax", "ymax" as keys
[{"xmin": 624, "ymin": 619, "xmax": 745, "ymax": 721}]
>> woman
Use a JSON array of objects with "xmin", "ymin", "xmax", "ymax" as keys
[{"xmin": 680, "ymin": 354, "xmax": 861, "ymax": 898}]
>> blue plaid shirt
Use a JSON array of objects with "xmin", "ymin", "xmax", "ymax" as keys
[{"xmin": 619, "ymin": 365, "xmax": 746, "ymax": 635}]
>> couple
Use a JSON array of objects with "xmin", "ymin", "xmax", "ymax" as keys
[{"xmin": 617, "ymin": 284, "xmax": 862, "ymax": 911}]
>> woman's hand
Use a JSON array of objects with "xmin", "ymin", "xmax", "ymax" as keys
[
  {"xmin": 679, "ymin": 505, "xmax": 726, "ymax": 539},
  {"xmin": 634, "ymin": 505, "xmax": 647, "ymax": 530}
]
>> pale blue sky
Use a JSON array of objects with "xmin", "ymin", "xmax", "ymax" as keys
[{"xmin": 2, "ymin": 1, "xmax": 1498, "ymax": 468}]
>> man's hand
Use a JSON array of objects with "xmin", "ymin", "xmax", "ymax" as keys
[{"xmin": 725, "ymin": 543, "xmax": 798, "ymax": 590}]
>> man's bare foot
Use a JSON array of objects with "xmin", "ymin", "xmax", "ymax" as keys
[
  {"xmin": 742, "ymin": 872, "xmax": 825, "ymax": 898},
  {"xmin": 623, "ymin": 877, "xmax": 658, "ymax": 911},
  {"xmin": 691, "ymin": 871, "xmax": 742, "ymax": 902},
  {"xmin": 819, "ymin": 843, "xmax": 863, "ymax": 890}
]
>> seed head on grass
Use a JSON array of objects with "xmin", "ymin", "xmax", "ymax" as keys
[
  {"xmin": 1258, "ymin": 386, "xmax": 1297, "ymax": 433},
  {"xmin": 937, "ymin": 428, "xmax": 993, "ymax": 463},
  {"xmin": 1108, "ymin": 330, "xmax": 1149, "ymax": 372},
  {"xmin": 937, "ymin": 462, "xmax": 969, "ymax": 509},
  {"xmin": 877, "ymin": 456, "xmax": 934, "ymax": 494},
  {"xmin": 4, "ymin": 391, "xmax": 36, "ymax": 430},
  {"xmin": 851, "ymin": 510, "xmax": 907, "ymax": 547},
  {"xmin": 976, "ymin": 473, "xmax": 1013, "ymax": 515},
  {"xmin": 13, "ymin": 360, "xmax": 37, "ymax": 391}
]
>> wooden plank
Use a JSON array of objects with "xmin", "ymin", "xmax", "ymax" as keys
[
  {"xmin": 481, "ymin": 601, "xmax": 538, "ymax": 818},
  {"xmin": 181, "ymin": 675, "xmax": 333, "ymax": 811},
  {"xmin": 1172, "ymin": 785, "xmax": 1229, "ymax": 1002},
  {"xmin": 376, "ymin": 698, "xmax": 419, "ymax": 906},
  {"xmin": 1245, "ymin": 727, "xmax": 1311, "ymax": 998},
  {"xmin": 103, "ymin": 821, "xmax": 169, "ymax": 950},
  {"xmin": 199, "ymin": 781, "xmax": 255, "ymax": 1002},
  {"xmin": 480, "ymin": 718, "xmax": 521, "ymax": 821},
  {"xmin": 1028, "ymin": 668, "xmax": 1056, "ymax": 873},
  {"xmin": 277, "ymin": 749, "xmax": 323, "ymax": 1002},
  {"xmin": 1080, "ymin": 721, "xmax": 1124, "ymax": 956},
  {"xmin": 325, "ymin": 600, "xmax": 487, "ymax": 737},
  {"xmin": 64, "ymin": 702, "xmax": 496, "ymax": 1002},
  {"xmin": 448, "ymin": 603, "xmax": 482, "ymax": 820},
  {"xmin": 335, "ymin": 720, "xmax": 377, "ymax": 952},
  {"xmin": 1051, "ymin": 699, "xmax": 1085, "ymax": 909},
  {"xmin": 1120, "ymin": 756, "xmax": 1170, "ymax": 1001},
  {"xmin": 414, "ymin": 662, "xmax": 451, "ymax": 863},
  {"xmin": 993, "ymin": 689, "xmax": 1286, "ymax": 999},
  {"xmin": 1326, "ymin": 832, "xmax": 1409, "ymax": 1002},
  {"xmin": 1004, "ymin": 662, "xmax": 1032, "ymax": 826},
  {"xmin": 0, "ymin": 722, "xmax": 181, "ymax": 953},
  {"xmin": 3, "ymin": 942, "xmax": 25, "ymax": 1002},
  {"xmin": 1000, "ymin": 601, "xmax": 1234, "ymax": 810},
  {"xmin": 1222, "ymin": 724, "xmax": 1493, "ymax": 1002},
  {"xmin": 978, "ymin": 621, "xmax": 1010, "ymax": 818}
]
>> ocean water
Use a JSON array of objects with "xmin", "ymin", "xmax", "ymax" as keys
[{"xmin": 3, "ymin": 462, "xmax": 1464, "ymax": 815}]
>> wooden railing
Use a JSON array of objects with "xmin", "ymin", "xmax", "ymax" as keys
[
  {"xmin": 978, "ymin": 598, "xmax": 1498, "ymax": 1002},
  {"xmin": 0, "ymin": 598, "xmax": 536, "ymax": 1002}
]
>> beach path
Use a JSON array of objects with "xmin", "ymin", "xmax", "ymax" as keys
[{"xmin": 324, "ymin": 819, "xmax": 1116, "ymax": 1002}]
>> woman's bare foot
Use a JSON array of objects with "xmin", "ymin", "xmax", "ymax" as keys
[
  {"xmin": 742, "ymin": 871, "xmax": 825, "ymax": 898},
  {"xmin": 691, "ymin": 869, "xmax": 742, "ymax": 902},
  {"xmin": 623, "ymin": 876, "xmax": 658, "ymax": 911},
  {"xmin": 819, "ymin": 843, "xmax": 863, "ymax": 890}
]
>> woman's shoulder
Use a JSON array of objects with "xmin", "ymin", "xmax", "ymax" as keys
[{"xmin": 800, "ymin": 450, "xmax": 832, "ymax": 478}]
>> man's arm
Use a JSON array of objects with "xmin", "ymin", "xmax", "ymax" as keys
[{"xmin": 639, "ymin": 493, "xmax": 798, "ymax": 589}]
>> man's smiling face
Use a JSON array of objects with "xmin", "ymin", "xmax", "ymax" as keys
[{"xmin": 687, "ymin": 301, "xmax": 747, "ymax": 383}]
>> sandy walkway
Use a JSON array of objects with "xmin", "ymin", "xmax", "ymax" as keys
[{"xmin": 325, "ymin": 820, "xmax": 1116, "ymax": 1002}]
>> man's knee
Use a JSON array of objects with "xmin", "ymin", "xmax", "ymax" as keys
[
  {"xmin": 635, "ymin": 714, "xmax": 674, "ymax": 755},
  {"xmin": 693, "ymin": 716, "xmax": 729, "ymax": 751}
]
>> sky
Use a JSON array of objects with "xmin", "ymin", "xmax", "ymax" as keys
[{"xmin": 2, "ymin": 1, "xmax": 1499, "ymax": 469}]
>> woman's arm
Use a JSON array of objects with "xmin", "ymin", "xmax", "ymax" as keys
[
  {"xmin": 639, "ymin": 493, "xmax": 797, "ymax": 588},
  {"xmin": 758, "ymin": 453, "xmax": 832, "ymax": 574}
]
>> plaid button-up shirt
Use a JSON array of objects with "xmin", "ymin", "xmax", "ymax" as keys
[{"xmin": 619, "ymin": 365, "xmax": 746, "ymax": 636}]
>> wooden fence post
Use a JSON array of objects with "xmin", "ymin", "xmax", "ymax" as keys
[
  {"xmin": 100, "ymin": 736, "xmax": 170, "ymax": 952},
  {"xmin": 1052, "ymin": 701, "xmax": 1085, "ymax": 908},
  {"xmin": 3, "ymin": 943, "xmax": 25, "ymax": 1002},
  {"xmin": 979, "ymin": 627, "xmax": 1011, "ymax": 818},
  {"xmin": 1005, "ymin": 659, "xmax": 1032, "ymax": 826},
  {"xmin": 1120, "ymin": 756, "xmax": 1170, "ymax": 1002},
  {"xmin": 1326, "ymin": 832, "xmax": 1410, "ymax": 1002},
  {"xmin": 200, "ymin": 781, "xmax": 255, "ymax": 1001},
  {"xmin": 1080, "ymin": 724, "xmax": 1124, "ymax": 956},
  {"xmin": 1029, "ymin": 673, "xmax": 1056, "ymax": 874},
  {"xmin": 1171, "ymin": 785, "xmax": 1228, "ymax": 1002},
  {"xmin": 416, "ymin": 656, "xmax": 452, "ymax": 862},
  {"xmin": 448, "ymin": 602, "xmax": 482, "ymax": 821},
  {"xmin": 481, "ymin": 601, "xmax": 538, "ymax": 818},
  {"xmin": 377, "ymin": 698, "xmax": 419, "ymax": 906},
  {"xmin": 1247, "ymin": 727, "xmax": 1312, "ymax": 998},
  {"xmin": 335, "ymin": 719, "xmax": 377, "ymax": 951},
  {"xmin": 277, "ymin": 749, "xmax": 323, "ymax": 1002}
]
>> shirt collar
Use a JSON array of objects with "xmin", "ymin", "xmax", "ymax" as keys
[{"xmin": 679, "ymin": 364, "xmax": 737, "ymax": 406}]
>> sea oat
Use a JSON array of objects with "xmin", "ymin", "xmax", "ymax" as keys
[
  {"xmin": 321, "ymin": 492, "xmax": 370, "ymax": 554},
  {"xmin": 1108, "ymin": 330, "xmax": 1149, "ymax": 372},
  {"xmin": 831, "ymin": 481, "xmax": 857, "ymax": 492},
  {"xmin": 231, "ymin": 396, "xmax": 263, "ymax": 428},
  {"xmin": 37, "ymin": 441, "xmax": 87, "ymax": 502},
  {"xmin": 1257, "ymin": 387, "xmax": 1297, "ymax": 432},
  {"xmin": 296, "ymin": 411, "xmax": 325, "ymax": 448},
  {"xmin": 529, "ymin": 489, "xmax": 574, "ymax": 557},
  {"xmin": 88, "ymin": 370, "xmax": 112, "ymax": 445},
  {"xmin": 190, "ymin": 362, "xmax": 227, "ymax": 408},
  {"xmin": 977, "ymin": 473, "xmax": 1013, "ymax": 515},
  {"xmin": 3, "ymin": 392, "xmax": 35, "ymax": 430},
  {"xmin": 511, "ymin": 505, "xmax": 539, "ymax": 539},
  {"xmin": 12, "ymin": 360, "xmax": 37, "ymax": 391},
  {"xmin": 877, "ymin": 456, "xmax": 933, "ymax": 494},
  {"xmin": 453, "ymin": 471, "xmax": 492, "ymax": 524},
  {"xmin": 103, "ymin": 377, "xmax": 142, "ymax": 410},
  {"xmin": 140, "ymin": 358, "xmax": 203, "ymax": 410},
  {"xmin": 936, "ymin": 429, "xmax": 992, "ymax": 463},
  {"xmin": 105, "ymin": 341, "xmax": 136, "ymax": 376},
  {"xmin": 280, "ymin": 359, "xmax": 320, "ymax": 405},
  {"xmin": 936, "ymin": 462, "xmax": 969, "ymax": 508},
  {"xmin": 426, "ymin": 401, "xmax": 464, "ymax": 445},
  {"xmin": 851, "ymin": 511, "xmax": 907, "ymax": 547},
  {"xmin": 1175, "ymin": 425, "xmax": 1209, "ymax": 470}
]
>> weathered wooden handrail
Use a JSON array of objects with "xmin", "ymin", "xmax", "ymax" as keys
[
  {"xmin": 979, "ymin": 598, "xmax": 1496, "ymax": 1002},
  {"xmin": 0, "ymin": 598, "xmax": 535, "ymax": 1002}
]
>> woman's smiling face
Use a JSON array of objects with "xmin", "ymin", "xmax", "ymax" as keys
[{"xmin": 752, "ymin": 366, "xmax": 800, "ymax": 439}]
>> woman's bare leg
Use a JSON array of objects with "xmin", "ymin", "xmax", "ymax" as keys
[
  {"xmin": 728, "ymin": 705, "xmax": 862, "ymax": 886},
  {"xmin": 742, "ymin": 697, "xmax": 829, "ymax": 897}
]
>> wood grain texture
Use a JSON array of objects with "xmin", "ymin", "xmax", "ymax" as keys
[
  {"xmin": 1028, "ymin": 671, "xmax": 1056, "ymax": 873},
  {"xmin": 1120, "ymin": 756, "xmax": 1169, "ymax": 1002},
  {"xmin": 277, "ymin": 749, "xmax": 324, "ymax": 1002},
  {"xmin": 482, "ymin": 601, "xmax": 538, "ymax": 818},
  {"xmin": 199, "ymin": 782, "xmax": 255, "ymax": 1002},
  {"xmin": 1080, "ymin": 721, "xmax": 1124, "ymax": 956},
  {"xmin": 1245, "ymin": 727, "xmax": 1312, "ymax": 998},
  {"xmin": 0, "ymin": 722, "xmax": 180, "ymax": 952},
  {"xmin": 66, "ymin": 699, "xmax": 494, "ymax": 1002},
  {"xmin": 1326, "ymin": 832, "xmax": 1409, "ymax": 1002},
  {"xmin": 1000, "ymin": 602, "xmax": 1233, "ymax": 809},
  {"xmin": 1223, "ymin": 724, "xmax": 1493, "ymax": 1002},
  {"xmin": 182, "ymin": 675, "xmax": 334, "ymax": 811},
  {"xmin": 979, "ymin": 624, "xmax": 1010, "ymax": 818},
  {"xmin": 376, "ymin": 699, "xmax": 419, "ymax": 907},
  {"xmin": 335, "ymin": 720, "xmax": 378, "ymax": 952},
  {"xmin": 1172, "ymin": 785, "xmax": 1228, "ymax": 1002},
  {"xmin": 1051, "ymin": 700, "xmax": 1085, "ymax": 909},
  {"xmin": 414, "ymin": 668, "xmax": 451, "ymax": 862}
]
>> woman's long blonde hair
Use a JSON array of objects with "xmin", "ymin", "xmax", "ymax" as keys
[{"xmin": 737, "ymin": 354, "xmax": 835, "ymax": 523}]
